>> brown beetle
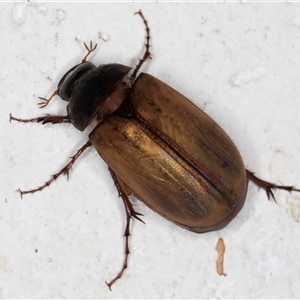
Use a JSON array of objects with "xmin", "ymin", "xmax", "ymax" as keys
[{"xmin": 10, "ymin": 10, "xmax": 300, "ymax": 289}]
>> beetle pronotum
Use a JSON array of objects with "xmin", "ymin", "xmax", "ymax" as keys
[{"xmin": 10, "ymin": 10, "xmax": 300, "ymax": 289}]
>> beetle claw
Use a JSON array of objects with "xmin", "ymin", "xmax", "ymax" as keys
[{"xmin": 105, "ymin": 281, "xmax": 113, "ymax": 291}]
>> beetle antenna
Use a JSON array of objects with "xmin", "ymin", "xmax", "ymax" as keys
[
  {"xmin": 37, "ymin": 41, "xmax": 97, "ymax": 109},
  {"xmin": 38, "ymin": 90, "xmax": 58, "ymax": 109},
  {"xmin": 82, "ymin": 41, "xmax": 98, "ymax": 62},
  {"xmin": 130, "ymin": 10, "xmax": 151, "ymax": 81}
]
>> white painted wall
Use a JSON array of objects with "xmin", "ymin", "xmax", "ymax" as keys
[{"xmin": 1, "ymin": 2, "xmax": 300, "ymax": 298}]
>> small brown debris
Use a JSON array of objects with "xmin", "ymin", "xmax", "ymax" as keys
[{"xmin": 215, "ymin": 238, "xmax": 227, "ymax": 276}]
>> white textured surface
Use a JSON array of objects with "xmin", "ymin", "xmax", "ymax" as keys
[{"xmin": 1, "ymin": 2, "xmax": 300, "ymax": 298}]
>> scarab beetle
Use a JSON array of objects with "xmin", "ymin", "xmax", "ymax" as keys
[{"xmin": 10, "ymin": 10, "xmax": 300, "ymax": 289}]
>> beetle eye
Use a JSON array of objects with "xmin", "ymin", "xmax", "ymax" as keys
[{"xmin": 57, "ymin": 61, "xmax": 95, "ymax": 101}]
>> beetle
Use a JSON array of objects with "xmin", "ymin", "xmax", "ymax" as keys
[{"xmin": 10, "ymin": 10, "xmax": 300, "ymax": 289}]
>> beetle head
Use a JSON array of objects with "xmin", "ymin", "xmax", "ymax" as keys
[{"xmin": 57, "ymin": 63, "xmax": 132, "ymax": 131}]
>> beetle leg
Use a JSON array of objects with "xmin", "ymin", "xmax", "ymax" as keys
[
  {"xmin": 17, "ymin": 140, "xmax": 92, "ymax": 198},
  {"xmin": 105, "ymin": 168, "xmax": 144, "ymax": 291},
  {"xmin": 9, "ymin": 113, "xmax": 70, "ymax": 124},
  {"xmin": 246, "ymin": 169, "xmax": 300, "ymax": 202},
  {"xmin": 130, "ymin": 10, "xmax": 151, "ymax": 81}
]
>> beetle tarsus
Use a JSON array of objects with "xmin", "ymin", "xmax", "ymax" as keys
[
  {"xmin": 10, "ymin": 113, "xmax": 43, "ymax": 124},
  {"xmin": 105, "ymin": 208, "xmax": 145, "ymax": 290},
  {"xmin": 9, "ymin": 113, "xmax": 70, "ymax": 125},
  {"xmin": 105, "ymin": 211, "xmax": 132, "ymax": 291},
  {"xmin": 17, "ymin": 141, "xmax": 92, "ymax": 197},
  {"xmin": 105, "ymin": 214, "xmax": 131, "ymax": 291},
  {"xmin": 82, "ymin": 41, "xmax": 98, "ymax": 62},
  {"xmin": 106, "ymin": 169, "xmax": 145, "ymax": 289},
  {"xmin": 130, "ymin": 10, "xmax": 151, "ymax": 81},
  {"xmin": 246, "ymin": 169, "xmax": 300, "ymax": 202}
]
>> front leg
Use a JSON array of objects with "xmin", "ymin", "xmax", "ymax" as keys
[{"xmin": 9, "ymin": 113, "xmax": 70, "ymax": 125}]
